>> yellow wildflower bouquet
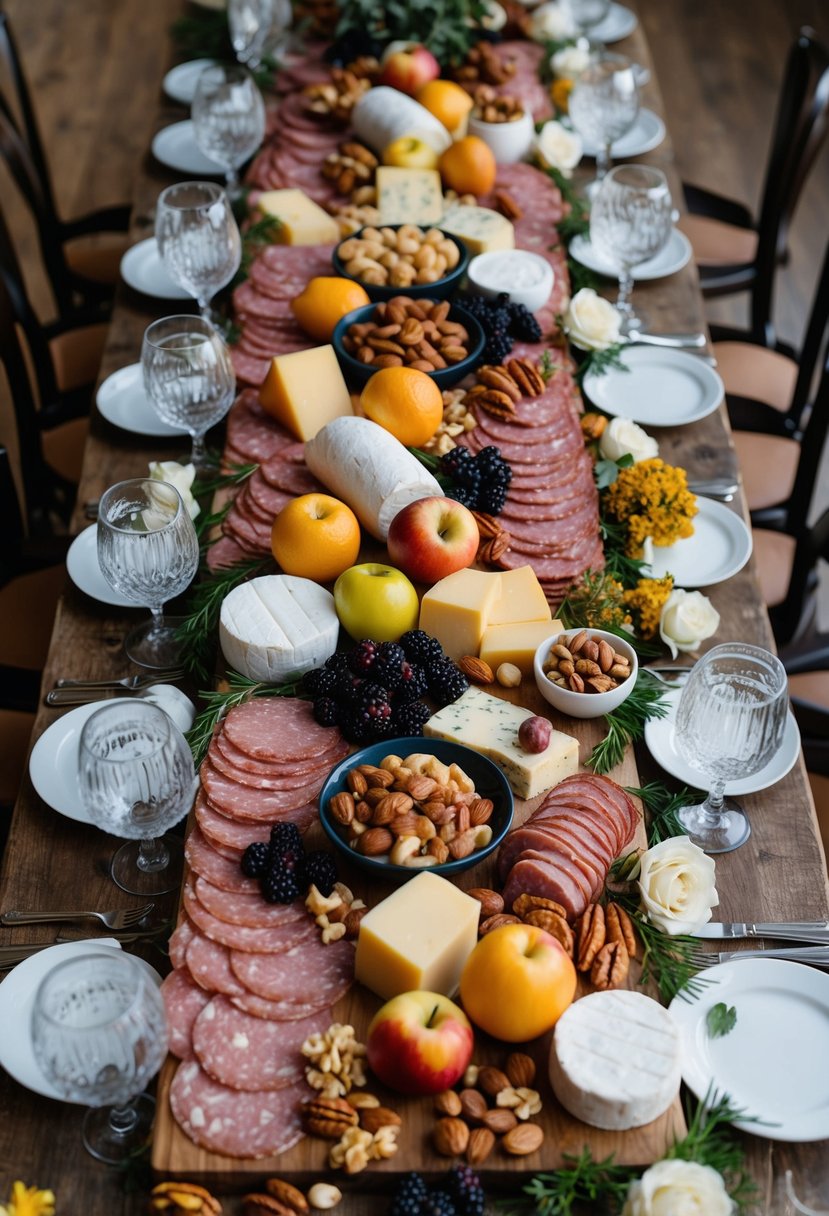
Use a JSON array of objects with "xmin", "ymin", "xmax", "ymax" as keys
[
  {"xmin": 624, "ymin": 576, "xmax": 675, "ymax": 640},
  {"xmin": 0, "ymin": 1182, "xmax": 55, "ymax": 1216},
  {"xmin": 602, "ymin": 458, "xmax": 697, "ymax": 557}
]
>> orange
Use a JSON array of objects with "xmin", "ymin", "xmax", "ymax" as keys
[
  {"xmin": 270, "ymin": 493, "xmax": 361, "ymax": 582},
  {"xmin": 291, "ymin": 277, "xmax": 370, "ymax": 342},
  {"xmin": 359, "ymin": 366, "xmax": 443, "ymax": 447},
  {"xmin": 416, "ymin": 80, "xmax": 474, "ymax": 134},
  {"xmin": 438, "ymin": 135, "xmax": 497, "ymax": 197}
]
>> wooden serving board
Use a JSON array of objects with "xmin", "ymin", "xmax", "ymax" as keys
[{"xmin": 152, "ymin": 682, "xmax": 686, "ymax": 1189}]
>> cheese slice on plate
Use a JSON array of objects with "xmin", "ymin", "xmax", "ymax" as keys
[{"xmin": 219, "ymin": 575, "xmax": 340, "ymax": 682}]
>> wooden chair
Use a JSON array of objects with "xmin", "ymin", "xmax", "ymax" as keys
[
  {"xmin": 781, "ymin": 633, "xmax": 829, "ymax": 866},
  {"xmin": 680, "ymin": 27, "xmax": 829, "ymax": 349},
  {"xmin": 754, "ymin": 506, "xmax": 829, "ymax": 646}
]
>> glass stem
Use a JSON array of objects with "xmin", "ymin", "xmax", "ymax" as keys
[
  {"xmin": 596, "ymin": 142, "xmax": 612, "ymax": 181},
  {"xmin": 616, "ymin": 269, "xmax": 635, "ymax": 316},
  {"xmin": 136, "ymin": 836, "xmax": 170, "ymax": 874},
  {"xmin": 146, "ymin": 605, "xmax": 165, "ymax": 638},
  {"xmin": 197, "ymin": 296, "xmax": 213, "ymax": 322},
  {"xmin": 191, "ymin": 432, "xmax": 209, "ymax": 468},
  {"xmin": 226, "ymin": 166, "xmax": 239, "ymax": 190},
  {"xmin": 108, "ymin": 1100, "xmax": 140, "ymax": 1136},
  {"xmin": 699, "ymin": 780, "xmax": 726, "ymax": 825}
]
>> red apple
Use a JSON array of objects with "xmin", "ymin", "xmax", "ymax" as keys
[
  {"xmin": 366, "ymin": 990, "xmax": 474, "ymax": 1096},
  {"xmin": 379, "ymin": 44, "xmax": 441, "ymax": 96},
  {"xmin": 387, "ymin": 496, "xmax": 480, "ymax": 584}
]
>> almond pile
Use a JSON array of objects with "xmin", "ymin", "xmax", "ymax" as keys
[
  {"xmin": 321, "ymin": 141, "xmax": 378, "ymax": 197},
  {"xmin": 541, "ymin": 629, "xmax": 632, "ymax": 694},
  {"xmin": 464, "ymin": 358, "xmax": 546, "ymax": 420},
  {"xmin": 342, "ymin": 298, "xmax": 472, "ymax": 370},
  {"xmin": 302, "ymin": 69, "xmax": 371, "ymax": 123},
  {"xmin": 338, "ymin": 226, "xmax": 461, "ymax": 289},
  {"xmin": 432, "ymin": 1055, "xmax": 544, "ymax": 1162}
]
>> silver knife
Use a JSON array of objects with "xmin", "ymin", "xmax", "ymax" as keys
[
  {"xmin": 693, "ymin": 921, "xmax": 829, "ymax": 944},
  {"xmin": 694, "ymin": 945, "xmax": 829, "ymax": 968},
  {"xmin": 628, "ymin": 331, "xmax": 707, "ymax": 348}
]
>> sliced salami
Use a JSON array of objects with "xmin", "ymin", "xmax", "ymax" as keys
[
  {"xmin": 161, "ymin": 968, "xmax": 210, "ymax": 1060},
  {"xmin": 192, "ymin": 995, "xmax": 328, "ymax": 1091},
  {"xmin": 222, "ymin": 697, "xmax": 341, "ymax": 762},
  {"xmin": 168, "ymin": 916, "xmax": 197, "ymax": 970},
  {"xmin": 169, "ymin": 1060, "xmax": 305, "ymax": 1158},
  {"xmin": 184, "ymin": 882, "xmax": 310, "ymax": 953},
  {"xmin": 213, "ymin": 728, "xmax": 346, "ymax": 781},
  {"xmin": 200, "ymin": 757, "xmax": 324, "ymax": 821},
  {"xmin": 193, "ymin": 876, "xmax": 310, "ymax": 932},
  {"xmin": 230, "ymin": 987, "xmax": 331, "ymax": 1022},
  {"xmin": 195, "ymin": 791, "xmax": 318, "ymax": 851},
  {"xmin": 185, "ymin": 827, "xmax": 259, "ymax": 894},
  {"xmin": 185, "ymin": 933, "xmax": 246, "ymax": 998},
  {"xmin": 230, "ymin": 934, "xmax": 354, "ymax": 1004}
]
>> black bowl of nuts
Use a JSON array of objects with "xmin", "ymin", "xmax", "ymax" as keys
[
  {"xmin": 534, "ymin": 628, "xmax": 638, "ymax": 719},
  {"xmin": 318, "ymin": 736, "xmax": 514, "ymax": 882},
  {"xmin": 332, "ymin": 297, "xmax": 486, "ymax": 389},
  {"xmin": 332, "ymin": 224, "xmax": 470, "ymax": 300}
]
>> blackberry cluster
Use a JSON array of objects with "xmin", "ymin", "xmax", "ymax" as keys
[
  {"xmin": 390, "ymin": 1173, "xmax": 430, "ymax": 1216},
  {"xmin": 427, "ymin": 656, "xmax": 469, "ymax": 707},
  {"xmin": 438, "ymin": 444, "xmax": 512, "ymax": 516},
  {"xmin": 388, "ymin": 1168, "xmax": 487, "ymax": 1216},
  {"xmin": 400, "ymin": 629, "xmax": 444, "ymax": 666},
  {"xmin": 463, "ymin": 291, "xmax": 544, "ymax": 360},
  {"xmin": 304, "ymin": 850, "xmax": 338, "ymax": 897},
  {"xmin": 239, "ymin": 823, "xmax": 339, "ymax": 905},
  {"xmin": 448, "ymin": 1165, "xmax": 487, "ymax": 1216},
  {"xmin": 508, "ymin": 300, "xmax": 543, "ymax": 343}
]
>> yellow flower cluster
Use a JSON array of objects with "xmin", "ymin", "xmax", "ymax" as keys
[
  {"xmin": 0, "ymin": 1183, "xmax": 55, "ymax": 1216},
  {"xmin": 603, "ymin": 459, "xmax": 697, "ymax": 557},
  {"xmin": 550, "ymin": 78, "xmax": 573, "ymax": 114},
  {"xmin": 561, "ymin": 569, "xmax": 632, "ymax": 631},
  {"xmin": 624, "ymin": 576, "xmax": 674, "ymax": 640}
]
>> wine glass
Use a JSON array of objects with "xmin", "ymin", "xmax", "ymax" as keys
[
  {"xmin": 589, "ymin": 163, "xmax": 673, "ymax": 333},
  {"xmin": 191, "ymin": 64, "xmax": 266, "ymax": 191},
  {"xmin": 155, "ymin": 181, "xmax": 241, "ymax": 319},
  {"xmin": 79, "ymin": 700, "xmax": 196, "ymax": 894},
  {"xmin": 31, "ymin": 952, "xmax": 168, "ymax": 1163},
  {"xmin": 142, "ymin": 315, "xmax": 236, "ymax": 467},
  {"xmin": 673, "ymin": 643, "xmax": 788, "ymax": 854},
  {"xmin": 228, "ymin": 0, "xmax": 293, "ymax": 69},
  {"xmin": 97, "ymin": 478, "xmax": 200, "ymax": 670},
  {"xmin": 568, "ymin": 52, "xmax": 639, "ymax": 191}
]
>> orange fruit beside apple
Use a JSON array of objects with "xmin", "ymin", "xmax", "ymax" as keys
[
  {"xmin": 416, "ymin": 80, "xmax": 474, "ymax": 135},
  {"xmin": 270, "ymin": 493, "xmax": 361, "ymax": 582},
  {"xmin": 438, "ymin": 135, "xmax": 497, "ymax": 197},
  {"xmin": 460, "ymin": 923, "xmax": 577, "ymax": 1042},
  {"xmin": 291, "ymin": 277, "xmax": 370, "ymax": 342},
  {"xmin": 359, "ymin": 366, "xmax": 443, "ymax": 447}
]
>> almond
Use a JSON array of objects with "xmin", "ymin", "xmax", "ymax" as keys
[
  {"xmin": 406, "ymin": 774, "xmax": 440, "ymax": 801},
  {"xmin": 467, "ymin": 887, "xmax": 504, "ymax": 918},
  {"xmin": 328, "ymin": 792, "xmax": 354, "ymax": 826},
  {"xmin": 389, "ymin": 811, "xmax": 421, "ymax": 837},
  {"xmin": 375, "ymin": 792, "xmax": 413, "ymax": 819},
  {"xmin": 265, "ymin": 1178, "xmax": 309, "ymax": 1214},
  {"xmin": 469, "ymin": 797, "xmax": 494, "ymax": 826},
  {"xmin": 477, "ymin": 1065, "xmax": 511, "ymax": 1097},
  {"xmin": 482, "ymin": 1107, "xmax": 518, "ymax": 1134},
  {"xmin": 502, "ymin": 1122, "xmax": 544, "ymax": 1156},
  {"xmin": 346, "ymin": 770, "xmax": 367, "ymax": 797},
  {"xmin": 433, "ymin": 1117, "xmax": 469, "ymax": 1157},
  {"xmin": 597, "ymin": 639, "xmax": 615, "ymax": 673},
  {"xmin": 434, "ymin": 1090, "xmax": 463, "ymax": 1117},
  {"xmin": 358, "ymin": 827, "xmax": 393, "ymax": 856},
  {"xmin": 457, "ymin": 655, "xmax": 495, "ymax": 684},
  {"xmin": 459, "ymin": 1087, "xmax": 488, "ymax": 1124},
  {"xmin": 505, "ymin": 1052, "xmax": 536, "ymax": 1089},
  {"xmin": 466, "ymin": 1126, "xmax": 496, "ymax": 1165},
  {"xmin": 359, "ymin": 1105, "xmax": 402, "ymax": 1133}
]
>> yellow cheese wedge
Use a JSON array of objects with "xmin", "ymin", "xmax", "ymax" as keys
[
  {"xmin": 418, "ymin": 569, "xmax": 503, "ymax": 661},
  {"xmin": 257, "ymin": 188, "xmax": 340, "ymax": 245},
  {"xmin": 480, "ymin": 618, "xmax": 564, "ymax": 675},
  {"xmin": 488, "ymin": 565, "xmax": 553, "ymax": 626},
  {"xmin": 375, "ymin": 166, "xmax": 445, "ymax": 225},
  {"xmin": 355, "ymin": 872, "xmax": 480, "ymax": 999},
  {"xmin": 259, "ymin": 345, "xmax": 353, "ymax": 441}
]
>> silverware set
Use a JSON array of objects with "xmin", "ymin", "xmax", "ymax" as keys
[
  {"xmin": 690, "ymin": 945, "xmax": 829, "ymax": 970},
  {"xmin": 0, "ymin": 903, "xmax": 158, "ymax": 970},
  {"xmin": 45, "ymin": 669, "xmax": 184, "ymax": 707}
]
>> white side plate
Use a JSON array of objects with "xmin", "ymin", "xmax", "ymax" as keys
[
  {"xmin": 66, "ymin": 525, "xmax": 139, "ymax": 608},
  {"xmin": 120, "ymin": 238, "xmax": 191, "ymax": 301},
  {"xmin": 96, "ymin": 363, "xmax": 188, "ymax": 438},
  {"xmin": 591, "ymin": 2, "xmax": 638, "ymax": 43},
  {"xmin": 28, "ymin": 699, "xmax": 137, "ymax": 823},
  {"xmin": 582, "ymin": 345, "xmax": 724, "ymax": 427},
  {"xmin": 151, "ymin": 121, "xmax": 223, "ymax": 176},
  {"xmin": 163, "ymin": 59, "xmax": 217, "ymax": 106},
  {"xmin": 580, "ymin": 108, "xmax": 666, "ymax": 159},
  {"xmin": 643, "ymin": 497, "xmax": 752, "ymax": 587},
  {"xmin": 570, "ymin": 228, "xmax": 692, "ymax": 281}
]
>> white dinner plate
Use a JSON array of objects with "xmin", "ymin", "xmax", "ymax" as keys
[
  {"xmin": 582, "ymin": 345, "xmax": 724, "ymax": 427},
  {"xmin": 96, "ymin": 363, "xmax": 188, "ymax": 438},
  {"xmin": 66, "ymin": 525, "xmax": 138, "ymax": 608},
  {"xmin": 570, "ymin": 228, "xmax": 692, "ymax": 281},
  {"xmin": 590, "ymin": 2, "xmax": 638, "ymax": 43},
  {"xmin": 162, "ymin": 58, "xmax": 217, "ymax": 106},
  {"xmin": 29, "ymin": 699, "xmax": 136, "ymax": 823},
  {"xmin": 119, "ymin": 238, "xmax": 191, "ymax": 301},
  {"xmin": 0, "ymin": 941, "xmax": 161, "ymax": 1101},
  {"xmin": 669, "ymin": 958, "xmax": 829, "ymax": 1141},
  {"xmin": 642, "ymin": 497, "xmax": 752, "ymax": 587},
  {"xmin": 580, "ymin": 108, "xmax": 666, "ymax": 159},
  {"xmin": 151, "ymin": 121, "xmax": 223, "ymax": 176},
  {"xmin": 644, "ymin": 686, "xmax": 800, "ymax": 795}
]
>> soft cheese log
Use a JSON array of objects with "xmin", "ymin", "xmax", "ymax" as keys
[
  {"xmin": 352, "ymin": 87, "xmax": 452, "ymax": 155},
  {"xmin": 304, "ymin": 416, "xmax": 442, "ymax": 540},
  {"xmin": 219, "ymin": 575, "xmax": 339, "ymax": 682}
]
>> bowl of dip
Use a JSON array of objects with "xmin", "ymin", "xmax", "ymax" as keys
[{"xmin": 467, "ymin": 249, "xmax": 554, "ymax": 313}]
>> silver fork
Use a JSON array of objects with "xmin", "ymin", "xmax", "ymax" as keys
[
  {"xmin": 0, "ymin": 930, "xmax": 155, "ymax": 969},
  {"xmin": 0, "ymin": 903, "xmax": 155, "ymax": 930},
  {"xmin": 689, "ymin": 945, "xmax": 829, "ymax": 969},
  {"xmin": 53, "ymin": 670, "xmax": 183, "ymax": 690},
  {"xmin": 46, "ymin": 671, "xmax": 184, "ymax": 706}
]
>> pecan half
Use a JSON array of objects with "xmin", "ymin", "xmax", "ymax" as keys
[
  {"xmin": 494, "ymin": 189, "xmax": 523, "ymax": 220},
  {"xmin": 265, "ymin": 1178, "xmax": 310, "ymax": 1214},
  {"xmin": 301, "ymin": 1096, "xmax": 359, "ymax": 1139},
  {"xmin": 480, "ymin": 912, "xmax": 521, "ymax": 935},
  {"xmin": 512, "ymin": 893, "xmax": 568, "ymax": 919},
  {"xmin": 478, "ymin": 531, "xmax": 510, "ymax": 562},
  {"xmin": 471, "ymin": 510, "xmax": 501, "ymax": 539},
  {"xmin": 606, "ymin": 902, "xmax": 638, "ymax": 958},
  {"xmin": 474, "ymin": 389, "xmax": 516, "ymax": 420},
  {"xmin": 575, "ymin": 903, "xmax": 606, "ymax": 971},
  {"xmin": 524, "ymin": 907, "xmax": 574, "ymax": 953},
  {"xmin": 506, "ymin": 357, "xmax": 545, "ymax": 396},
  {"xmin": 478, "ymin": 365, "xmax": 522, "ymax": 401},
  {"xmin": 590, "ymin": 939, "xmax": 630, "ymax": 989}
]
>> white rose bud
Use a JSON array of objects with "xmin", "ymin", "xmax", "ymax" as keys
[
  {"xmin": 529, "ymin": 1, "xmax": 577, "ymax": 41},
  {"xmin": 659, "ymin": 589, "xmax": 720, "ymax": 660},
  {"xmin": 533, "ymin": 120, "xmax": 583, "ymax": 177},
  {"xmin": 599, "ymin": 417, "xmax": 659, "ymax": 464},
  {"xmin": 551, "ymin": 44, "xmax": 591, "ymax": 79},
  {"xmin": 623, "ymin": 1159, "xmax": 734, "ymax": 1216},
  {"xmin": 149, "ymin": 459, "xmax": 200, "ymax": 520},
  {"xmin": 564, "ymin": 287, "xmax": 621, "ymax": 351},
  {"xmin": 637, "ymin": 836, "xmax": 719, "ymax": 935}
]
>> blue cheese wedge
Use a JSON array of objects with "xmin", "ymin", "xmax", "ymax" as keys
[
  {"xmin": 219, "ymin": 574, "xmax": 339, "ymax": 682},
  {"xmin": 440, "ymin": 205, "xmax": 515, "ymax": 256},
  {"xmin": 423, "ymin": 687, "xmax": 578, "ymax": 799},
  {"xmin": 549, "ymin": 991, "xmax": 681, "ymax": 1130},
  {"xmin": 376, "ymin": 167, "xmax": 445, "ymax": 226}
]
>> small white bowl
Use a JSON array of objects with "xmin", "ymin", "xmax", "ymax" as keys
[
  {"xmin": 467, "ymin": 109, "xmax": 534, "ymax": 164},
  {"xmin": 468, "ymin": 249, "xmax": 555, "ymax": 313},
  {"xmin": 533, "ymin": 628, "xmax": 638, "ymax": 719}
]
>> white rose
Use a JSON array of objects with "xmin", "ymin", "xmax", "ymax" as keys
[
  {"xmin": 623, "ymin": 1159, "xmax": 734, "ymax": 1216},
  {"xmin": 528, "ymin": 2, "xmax": 577, "ymax": 42},
  {"xmin": 551, "ymin": 44, "xmax": 590, "ymax": 78},
  {"xmin": 638, "ymin": 836, "xmax": 719, "ymax": 935},
  {"xmin": 564, "ymin": 287, "xmax": 621, "ymax": 350},
  {"xmin": 599, "ymin": 417, "xmax": 659, "ymax": 464},
  {"xmin": 659, "ymin": 589, "xmax": 720, "ymax": 660},
  {"xmin": 149, "ymin": 460, "xmax": 200, "ymax": 520},
  {"xmin": 533, "ymin": 120, "xmax": 583, "ymax": 177}
]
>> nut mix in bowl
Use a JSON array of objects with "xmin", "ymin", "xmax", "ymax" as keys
[
  {"xmin": 318, "ymin": 736, "xmax": 514, "ymax": 881},
  {"xmin": 332, "ymin": 224, "xmax": 470, "ymax": 300},
  {"xmin": 467, "ymin": 88, "xmax": 535, "ymax": 164},
  {"xmin": 533, "ymin": 628, "xmax": 638, "ymax": 719}
]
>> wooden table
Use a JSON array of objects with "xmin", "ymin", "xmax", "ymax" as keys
[{"xmin": 1, "ymin": 7, "xmax": 827, "ymax": 1213}]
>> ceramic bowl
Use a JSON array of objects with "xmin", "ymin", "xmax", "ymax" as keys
[
  {"xmin": 332, "ymin": 225, "xmax": 470, "ymax": 302},
  {"xmin": 467, "ymin": 109, "xmax": 535, "ymax": 164},
  {"xmin": 332, "ymin": 301, "xmax": 486, "ymax": 389},
  {"xmin": 467, "ymin": 249, "xmax": 555, "ymax": 313},
  {"xmin": 533, "ymin": 628, "xmax": 638, "ymax": 719}
]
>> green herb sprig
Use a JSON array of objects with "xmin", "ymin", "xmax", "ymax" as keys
[
  {"xmin": 334, "ymin": 0, "xmax": 487, "ymax": 66},
  {"xmin": 176, "ymin": 557, "xmax": 273, "ymax": 683},
  {"xmin": 707, "ymin": 1002, "xmax": 738, "ymax": 1039},
  {"xmin": 500, "ymin": 1147, "xmax": 636, "ymax": 1215},
  {"xmin": 186, "ymin": 670, "xmax": 302, "ymax": 768},
  {"xmin": 610, "ymin": 890, "xmax": 711, "ymax": 1004},
  {"xmin": 599, "ymin": 516, "xmax": 649, "ymax": 587},
  {"xmin": 594, "ymin": 452, "xmax": 633, "ymax": 490},
  {"xmin": 567, "ymin": 253, "xmax": 601, "ymax": 295},
  {"xmin": 586, "ymin": 671, "xmax": 670, "ymax": 774},
  {"xmin": 626, "ymin": 780, "xmax": 704, "ymax": 846},
  {"xmin": 542, "ymin": 166, "xmax": 590, "ymax": 242},
  {"xmin": 538, "ymin": 349, "xmax": 560, "ymax": 382},
  {"xmin": 667, "ymin": 1086, "xmax": 765, "ymax": 1212},
  {"xmin": 574, "ymin": 342, "xmax": 628, "ymax": 386},
  {"xmin": 235, "ymin": 214, "xmax": 283, "ymax": 285}
]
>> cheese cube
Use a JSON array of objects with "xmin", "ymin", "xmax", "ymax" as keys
[
  {"xmin": 419, "ymin": 569, "xmax": 502, "ymax": 661},
  {"xmin": 376, "ymin": 167, "xmax": 444, "ymax": 225},
  {"xmin": 424, "ymin": 687, "xmax": 579, "ymax": 800},
  {"xmin": 257, "ymin": 189, "xmax": 340, "ymax": 245},
  {"xmin": 439, "ymin": 205, "xmax": 515, "ymax": 256},
  {"xmin": 259, "ymin": 345, "xmax": 352, "ymax": 441},
  {"xmin": 355, "ymin": 872, "xmax": 480, "ymax": 999},
  {"xmin": 480, "ymin": 619, "xmax": 564, "ymax": 675},
  {"xmin": 489, "ymin": 566, "xmax": 553, "ymax": 627}
]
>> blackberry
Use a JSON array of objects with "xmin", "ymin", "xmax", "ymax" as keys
[
  {"xmin": 508, "ymin": 301, "xmax": 543, "ymax": 343},
  {"xmin": 423, "ymin": 1193, "xmax": 457, "ymax": 1216},
  {"xmin": 260, "ymin": 866, "xmax": 302, "ymax": 904},
  {"xmin": 304, "ymin": 850, "xmax": 338, "ymax": 896},
  {"xmin": 348, "ymin": 639, "xmax": 380, "ymax": 675},
  {"xmin": 393, "ymin": 699, "xmax": 431, "ymax": 736},
  {"xmin": 390, "ymin": 1173, "xmax": 429, "ymax": 1216},
  {"xmin": 303, "ymin": 666, "xmax": 337, "ymax": 697},
  {"xmin": 240, "ymin": 840, "xmax": 269, "ymax": 878},
  {"xmin": 446, "ymin": 484, "xmax": 478, "ymax": 509},
  {"xmin": 373, "ymin": 641, "xmax": 407, "ymax": 689},
  {"xmin": 483, "ymin": 329, "xmax": 513, "ymax": 365},
  {"xmin": 477, "ymin": 482, "xmax": 509, "ymax": 514},
  {"xmin": 427, "ymin": 656, "xmax": 470, "ymax": 706},
  {"xmin": 377, "ymin": 641, "xmax": 406, "ymax": 668},
  {"xmin": 313, "ymin": 696, "xmax": 339, "ymax": 727},
  {"xmin": 269, "ymin": 822, "xmax": 303, "ymax": 852},
  {"xmin": 323, "ymin": 651, "xmax": 351, "ymax": 673},
  {"xmin": 332, "ymin": 669, "xmax": 364, "ymax": 703},
  {"xmin": 447, "ymin": 1165, "xmax": 486, "ymax": 1216},
  {"xmin": 400, "ymin": 629, "xmax": 444, "ymax": 665},
  {"xmin": 439, "ymin": 446, "xmax": 475, "ymax": 479},
  {"xmin": 337, "ymin": 682, "xmax": 394, "ymax": 742},
  {"xmin": 392, "ymin": 661, "xmax": 429, "ymax": 702}
]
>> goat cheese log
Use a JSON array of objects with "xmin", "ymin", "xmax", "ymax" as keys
[{"xmin": 304, "ymin": 416, "xmax": 442, "ymax": 540}]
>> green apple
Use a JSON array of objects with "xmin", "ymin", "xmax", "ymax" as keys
[{"xmin": 333, "ymin": 562, "xmax": 419, "ymax": 642}]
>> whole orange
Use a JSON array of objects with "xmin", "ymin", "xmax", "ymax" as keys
[
  {"xmin": 270, "ymin": 493, "xmax": 361, "ymax": 582},
  {"xmin": 438, "ymin": 136, "xmax": 497, "ymax": 197},
  {"xmin": 359, "ymin": 366, "xmax": 443, "ymax": 447},
  {"xmin": 459, "ymin": 923, "xmax": 577, "ymax": 1042},
  {"xmin": 291, "ymin": 277, "xmax": 370, "ymax": 342},
  {"xmin": 416, "ymin": 80, "xmax": 474, "ymax": 134}
]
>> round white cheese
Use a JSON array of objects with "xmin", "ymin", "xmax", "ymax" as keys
[
  {"xmin": 549, "ymin": 990, "xmax": 681, "ymax": 1130},
  {"xmin": 219, "ymin": 575, "xmax": 339, "ymax": 683}
]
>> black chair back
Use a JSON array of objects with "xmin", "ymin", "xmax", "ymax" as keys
[
  {"xmin": 770, "ymin": 505, "xmax": 829, "ymax": 645},
  {"xmin": 0, "ymin": 12, "xmax": 56, "ymax": 222}
]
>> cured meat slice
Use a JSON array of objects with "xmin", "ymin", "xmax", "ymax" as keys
[
  {"xmin": 169, "ymin": 1060, "xmax": 305, "ymax": 1158},
  {"xmin": 161, "ymin": 968, "xmax": 210, "ymax": 1060},
  {"xmin": 213, "ymin": 728, "xmax": 346, "ymax": 780},
  {"xmin": 194, "ymin": 791, "xmax": 318, "ymax": 851},
  {"xmin": 231, "ymin": 988, "xmax": 331, "ymax": 1022},
  {"xmin": 185, "ymin": 933, "xmax": 246, "ymax": 998},
  {"xmin": 230, "ymin": 935, "xmax": 354, "ymax": 1004},
  {"xmin": 498, "ymin": 824, "xmax": 610, "ymax": 884},
  {"xmin": 206, "ymin": 738, "xmax": 338, "ymax": 793},
  {"xmin": 206, "ymin": 535, "xmax": 250, "ymax": 573},
  {"xmin": 169, "ymin": 916, "xmax": 197, "ymax": 969},
  {"xmin": 192, "ymin": 995, "xmax": 328, "ymax": 1091},
  {"xmin": 223, "ymin": 697, "xmax": 340, "ymax": 761},
  {"xmin": 200, "ymin": 757, "xmax": 324, "ymax": 821},
  {"xmin": 184, "ymin": 827, "xmax": 259, "ymax": 894},
  {"xmin": 184, "ymin": 882, "xmax": 309, "ymax": 953},
  {"xmin": 193, "ymin": 876, "xmax": 311, "ymax": 932},
  {"xmin": 503, "ymin": 856, "xmax": 585, "ymax": 920}
]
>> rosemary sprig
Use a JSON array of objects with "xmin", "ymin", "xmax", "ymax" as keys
[
  {"xmin": 234, "ymin": 214, "xmax": 283, "ymax": 285},
  {"xmin": 574, "ymin": 342, "xmax": 628, "ymax": 386},
  {"xmin": 195, "ymin": 500, "xmax": 234, "ymax": 546},
  {"xmin": 500, "ymin": 1148, "xmax": 636, "ymax": 1215},
  {"xmin": 176, "ymin": 557, "xmax": 273, "ymax": 682},
  {"xmin": 599, "ymin": 517, "xmax": 649, "ymax": 587},
  {"xmin": 193, "ymin": 462, "xmax": 258, "ymax": 499},
  {"xmin": 613, "ymin": 890, "xmax": 712, "ymax": 1004},
  {"xmin": 586, "ymin": 670, "xmax": 670, "ymax": 774},
  {"xmin": 627, "ymin": 780, "xmax": 704, "ymax": 845},
  {"xmin": 539, "ymin": 349, "xmax": 560, "ymax": 381},
  {"xmin": 186, "ymin": 670, "xmax": 302, "ymax": 767},
  {"xmin": 667, "ymin": 1086, "xmax": 765, "ymax": 1212},
  {"xmin": 542, "ymin": 166, "xmax": 590, "ymax": 242}
]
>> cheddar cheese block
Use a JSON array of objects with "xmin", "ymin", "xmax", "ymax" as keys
[
  {"xmin": 257, "ymin": 189, "xmax": 340, "ymax": 245},
  {"xmin": 259, "ymin": 345, "xmax": 352, "ymax": 441}
]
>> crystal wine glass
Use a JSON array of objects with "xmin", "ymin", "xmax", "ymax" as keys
[
  {"xmin": 589, "ymin": 163, "xmax": 673, "ymax": 333},
  {"xmin": 31, "ymin": 952, "xmax": 168, "ymax": 1163},
  {"xmin": 155, "ymin": 181, "xmax": 241, "ymax": 320},
  {"xmin": 79, "ymin": 700, "xmax": 196, "ymax": 894},
  {"xmin": 97, "ymin": 478, "xmax": 200, "ymax": 670},
  {"xmin": 673, "ymin": 643, "xmax": 788, "ymax": 853},
  {"xmin": 568, "ymin": 52, "xmax": 639, "ymax": 191},
  {"xmin": 228, "ymin": 0, "xmax": 293, "ymax": 69},
  {"xmin": 142, "ymin": 315, "xmax": 236, "ymax": 466},
  {"xmin": 191, "ymin": 64, "xmax": 266, "ymax": 191}
]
